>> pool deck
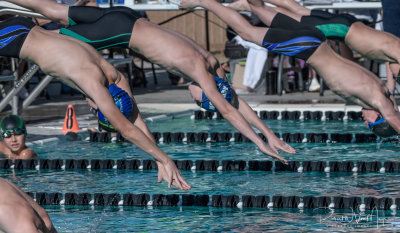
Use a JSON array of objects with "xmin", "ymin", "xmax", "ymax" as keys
[{"xmin": 8, "ymin": 68, "xmax": 391, "ymax": 143}]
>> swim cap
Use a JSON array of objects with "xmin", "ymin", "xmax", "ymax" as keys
[
  {"xmin": 196, "ymin": 76, "xmax": 233, "ymax": 112},
  {"xmin": 98, "ymin": 84, "xmax": 133, "ymax": 132},
  {"xmin": 368, "ymin": 115, "xmax": 398, "ymax": 138},
  {"xmin": 0, "ymin": 114, "xmax": 26, "ymax": 138}
]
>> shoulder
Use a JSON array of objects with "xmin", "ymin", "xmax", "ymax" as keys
[{"xmin": 18, "ymin": 148, "xmax": 37, "ymax": 159}]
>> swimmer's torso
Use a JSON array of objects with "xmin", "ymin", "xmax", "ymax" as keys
[{"xmin": 20, "ymin": 25, "xmax": 109, "ymax": 95}]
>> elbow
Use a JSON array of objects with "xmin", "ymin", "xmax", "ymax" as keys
[{"xmin": 218, "ymin": 103, "xmax": 235, "ymax": 116}]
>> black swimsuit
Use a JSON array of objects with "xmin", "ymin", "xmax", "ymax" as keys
[
  {"xmin": 59, "ymin": 6, "xmax": 142, "ymax": 50},
  {"xmin": 262, "ymin": 13, "xmax": 326, "ymax": 61},
  {"xmin": 0, "ymin": 17, "xmax": 35, "ymax": 58}
]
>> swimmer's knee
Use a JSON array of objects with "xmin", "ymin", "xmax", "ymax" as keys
[{"xmin": 236, "ymin": 30, "xmax": 254, "ymax": 43}]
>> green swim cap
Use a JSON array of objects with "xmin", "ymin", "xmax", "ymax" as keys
[{"xmin": 0, "ymin": 114, "xmax": 26, "ymax": 138}]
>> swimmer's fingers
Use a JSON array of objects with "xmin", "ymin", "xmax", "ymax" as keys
[
  {"xmin": 273, "ymin": 154, "xmax": 288, "ymax": 165},
  {"xmin": 168, "ymin": 176, "xmax": 173, "ymax": 189},
  {"xmin": 157, "ymin": 170, "xmax": 163, "ymax": 183},
  {"xmin": 175, "ymin": 172, "xmax": 191, "ymax": 190},
  {"xmin": 268, "ymin": 137, "xmax": 296, "ymax": 154},
  {"xmin": 278, "ymin": 143, "xmax": 296, "ymax": 154},
  {"xmin": 156, "ymin": 161, "xmax": 164, "ymax": 183},
  {"xmin": 260, "ymin": 145, "xmax": 288, "ymax": 165},
  {"xmin": 270, "ymin": 146, "xmax": 279, "ymax": 155},
  {"xmin": 167, "ymin": 170, "xmax": 191, "ymax": 190}
]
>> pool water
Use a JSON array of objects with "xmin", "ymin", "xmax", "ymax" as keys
[
  {"xmin": 45, "ymin": 206, "xmax": 400, "ymax": 233},
  {"xmin": 3, "ymin": 170, "xmax": 400, "ymax": 197},
  {"xmin": 28, "ymin": 117, "xmax": 400, "ymax": 161},
  {"xmin": 3, "ymin": 117, "xmax": 400, "ymax": 232},
  {"xmin": 146, "ymin": 117, "xmax": 370, "ymax": 134},
  {"xmin": 30, "ymin": 138, "xmax": 400, "ymax": 161}
]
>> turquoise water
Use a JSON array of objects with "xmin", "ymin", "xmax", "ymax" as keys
[
  {"xmin": 45, "ymin": 206, "xmax": 400, "ymax": 232},
  {"xmin": 4, "ymin": 170, "xmax": 400, "ymax": 197},
  {"xmin": 3, "ymin": 117, "xmax": 400, "ymax": 232},
  {"xmin": 31, "ymin": 139, "xmax": 400, "ymax": 161},
  {"xmin": 28, "ymin": 118, "xmax": 400, "ymax": 161},
  {"xmin": 146, "ymin": 118, "xmax": 370, "ymax": 134}
]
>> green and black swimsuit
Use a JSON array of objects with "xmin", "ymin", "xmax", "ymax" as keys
[
  {"xmin": 59, "ymin": 6, "xmax": 142, "ymax": 50},
  {"xmin": 300, "ymin": 10, "xmax": 358, "ymax": 42}
]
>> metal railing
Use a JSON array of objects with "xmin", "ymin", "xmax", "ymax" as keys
[{"xmin": 0, "ymin": 8, "xmax": 47, "ymax": 114}]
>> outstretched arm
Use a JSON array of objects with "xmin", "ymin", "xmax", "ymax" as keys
[
  {"xmin": 87, "ymin": 82, "xmax": 191, "ymax": 190},
  {"xmin": 236, "ymin": 95, "xmax": 296, "ymax": 154},
  {"xmin": 197, "ymin": 74, "xmax": 288, "ymax": 164},
  {"xmin": 372, "ymin": 90, "xmax": 400, "ymax": 134},
  {"xmin": 4, "ymin": 0, "xmax": 70, "ymax": 25},
  {"xmin": 386, "ymin": 62, "xmax": 399, "ymax": 111}
]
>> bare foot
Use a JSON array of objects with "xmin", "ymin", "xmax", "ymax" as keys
[
  {"xmin": 227, "ymin": 0, "xmax": 251, "ymax": 11},
  {"xmin": 179, "ymin": 0, "xmax": 202, "ymax": 9}
]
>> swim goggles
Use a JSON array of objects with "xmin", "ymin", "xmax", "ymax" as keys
[{"xmin": 1, "ymin": 128, "xmax": 26, "ymax": 138}]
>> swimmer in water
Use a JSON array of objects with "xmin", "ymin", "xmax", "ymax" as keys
[{"xmin": 0, "ymin": 114, "xmax": 37, "ymax": 160}]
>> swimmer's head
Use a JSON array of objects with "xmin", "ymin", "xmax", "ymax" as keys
[
  {"xmin": 189, "ymin": 76, "xmax": 238, "ymax": 112},
  {"xmin": 0, "ymin": 114, "xmax": 27, "ymax": 138},
  {"xmin": 97, "ymin": 84, "xmax": 133, "ymax": 132},
  {"xmin": 362, "ymin": 109, "xmax": 398, "ymax": 137}
]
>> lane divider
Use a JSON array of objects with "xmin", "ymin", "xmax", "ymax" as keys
[
  {"xmin": 26, "ymin": 192, "xmax": 398, "ymax": 211},
  {"xmin": 192, "ymin": 110, "xmax": 363, "ymax": 121},
  {"xmin": 2, "ymin": 159, "xmax": 400, "ymax": 173},
  {"xmin": 88, "ymin": 131, "xmax": 379, "ymax": 143}
]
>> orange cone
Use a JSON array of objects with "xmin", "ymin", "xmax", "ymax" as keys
[{"xmin": 62, "ymin": 104, "xmax": 80, "ymax": 134}]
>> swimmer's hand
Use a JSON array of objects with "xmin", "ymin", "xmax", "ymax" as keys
[
  {"xmin": 258, "ymin": 144, "xmax": 289, "ymax": 165},
  {"xmin": 157, "ymin": 160, "xmax": 191, "ymax": 190},
  {"xmin": 267, "ymin": 135, "xmax": 296, "ymax": 155}
]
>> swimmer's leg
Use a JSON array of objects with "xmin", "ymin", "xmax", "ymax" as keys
[
  {"xmin": 247, "ymin": 0, "xmax": 302, "ymax": 23},
  {"xmin": 179, "ymin": 0, "xmax": 270, "ymax": 46},
  {"xmin": 4, "ymin": 0, "xmax": 69, "ymax": 25},
  {"xmin": 263, "ymin": 0, "xmax": 311, "ymax": 16}
]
